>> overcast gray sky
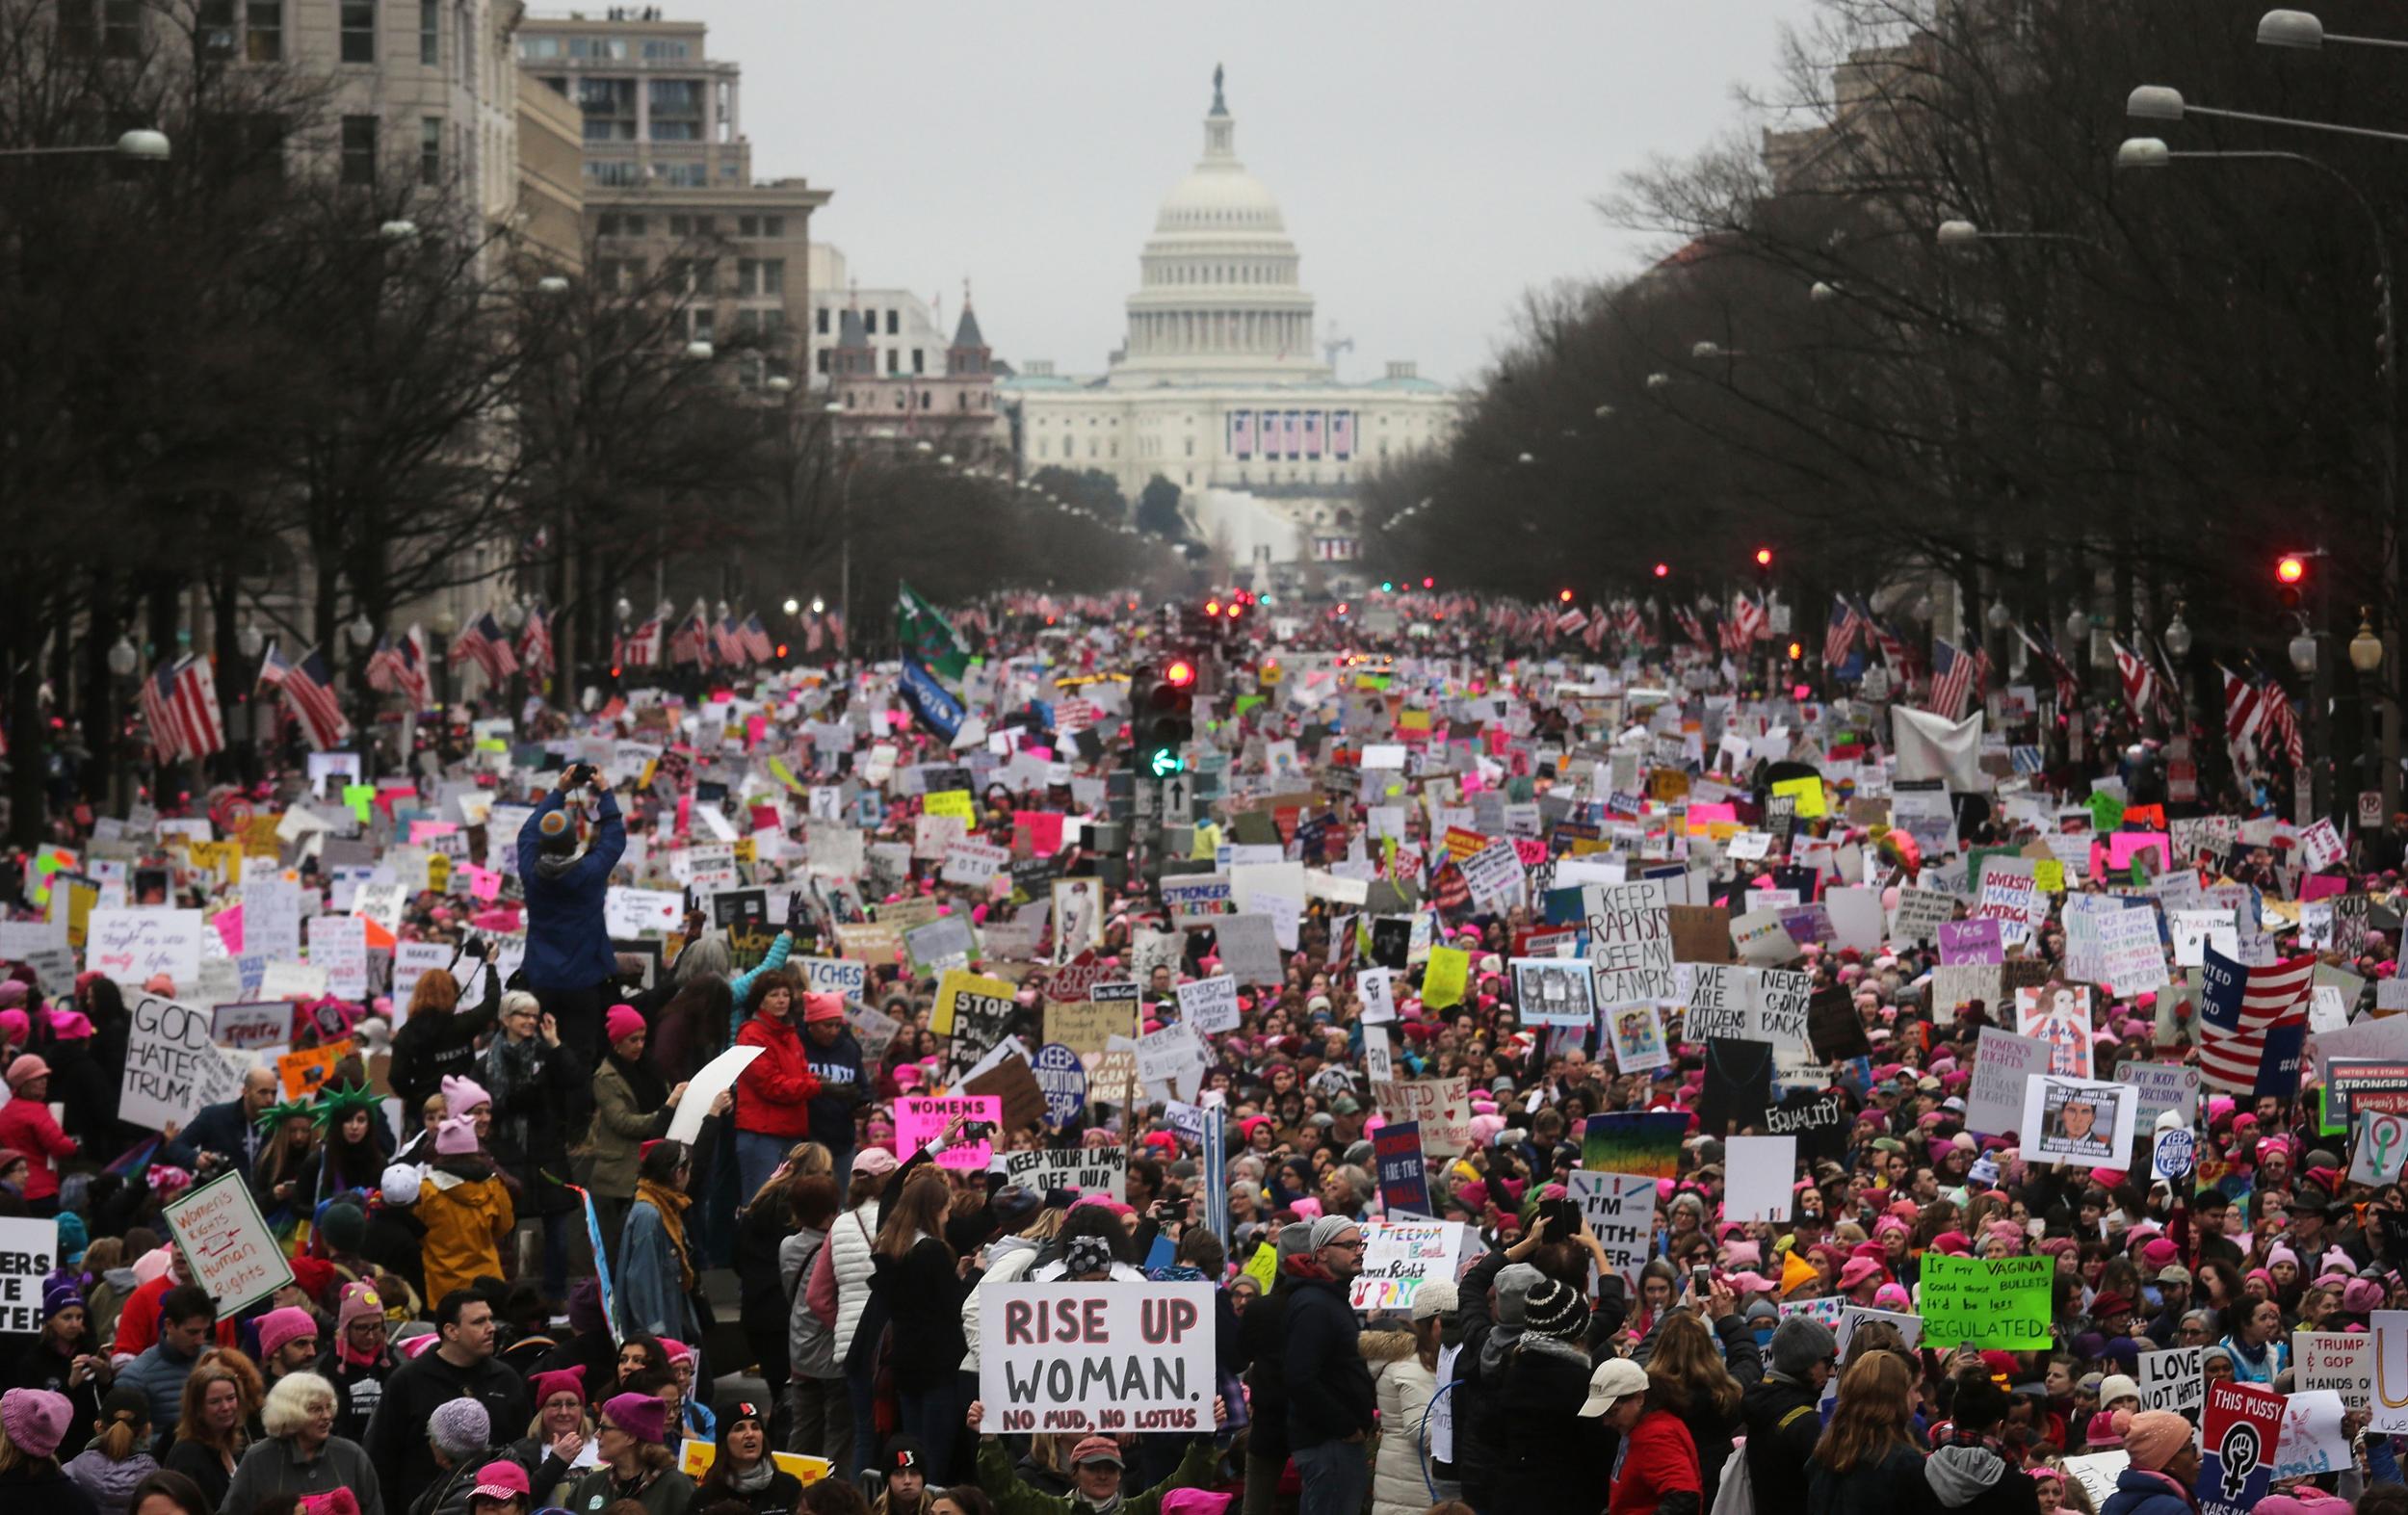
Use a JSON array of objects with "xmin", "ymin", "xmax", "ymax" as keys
[{"xmin": 691, "ymin": 0, "xmax": 1820, "ymax": 388}]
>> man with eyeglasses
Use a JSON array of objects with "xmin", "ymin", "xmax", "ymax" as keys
[
  {"xmin": 1742, "ymin": 1315, "xmax": 1835, "ymax": 1500},
  {"xmin": 1283, "ymin": 1215, "xmax": 1376, "ymax": 1515}
]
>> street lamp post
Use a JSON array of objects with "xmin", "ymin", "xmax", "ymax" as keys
[
  {"xmin": 0, "ymin": 129, "xmax": 170, "ymax": 161},
  {"xmin": 2118, "ymin": 134, "xmax": 2401, "ymax": 822},
  {"xmin": 2354, "ymin": 610, "xmax": 2387, "ymax": 830}
]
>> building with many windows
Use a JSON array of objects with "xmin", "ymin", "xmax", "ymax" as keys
[
  {"xmin": 1000, "ymin": 69, "xmax": 1453, "ymax": 580},
  {"xmin": 514, "ymin": 8, "xmax": 828, "ymax": 379}
]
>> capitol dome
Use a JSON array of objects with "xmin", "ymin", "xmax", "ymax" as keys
[{"xmin": 1109, "ymin": 67, "xmax": 1331, "ymax": 389}]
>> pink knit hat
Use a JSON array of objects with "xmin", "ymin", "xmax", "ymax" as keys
[
  {"xmin": 256, "ymin": 1306, "xmax": 317, "ymax": 1359},
  {"xmin": 0, "ymin": 1388, "xmax": 70, "ymax": 1459},
  {"xmin": 2121, "ymin": 1410, "xmax": 2192, "ymax": 1472},
  {"xmin": 605, "ymin": 1004, "xmax": 645, "ymax": 1044}
]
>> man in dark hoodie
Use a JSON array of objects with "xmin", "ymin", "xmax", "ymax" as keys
[
  {"xmin": 1740, "ymin": 1314, "xmax": 1835, "ymax": 1502},
  {"xmin": 1924, "ymin": 1371, "xmax": 2043, "ymax": 1515},
  {"xmin": 515, "ymin": 762, "xmax": 625, "ymax": 1070},
  {"xmin": 1238, "ymin": 1221, "xmax": 1312, "ymax": 1515},
  {"xmin": 1282, "ymin": 1215, "xmax": 1375, "ymax": 1515},
  {"xmin": 1453, "ymin": 1240, "xmax": 1547, "ymax": 1512}
]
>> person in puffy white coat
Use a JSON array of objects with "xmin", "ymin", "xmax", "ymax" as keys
[{"xmin": 1366, "ymin": 1281, "xmax": 1459, "ymax": 1515}]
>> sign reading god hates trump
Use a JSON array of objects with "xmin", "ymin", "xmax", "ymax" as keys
[{"xmin": 980, "ymin": 1281, "xmax": 1217, "ymax": 1434}]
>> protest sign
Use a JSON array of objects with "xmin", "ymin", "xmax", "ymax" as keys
[
  {"xmin": 1512, "ymin": 957, "xmax": 1596, "ymax": 1028},
  {"xmin": 798, "ymin": 956, "xmax": 870, "ymax": 999},
  {"xmin": 1374, "ymin": 1078, "xmax": 1471, "ymax": 1156},
  {"xmin": 979, "ymin": 1281, "xmax": 1217, "ymax": 1434},
  {"xmin": 305, "ymin": 914, "xmax": 368, "ymax": 1000},
  {"xmin": 2017, "ymin": 983, "xmax": 2096, "ymax": 1078},
  {"xmin": 1581, "ymin": 1111, "xmax": 1688, "ymax": 1178},
  {"xmin": 899, "ymin": 1094, "xmax": 1001, "ymax": 1170},
  {"xmin": 2199, "ymin": 1379, "xmax": 2285, "ymax": 1515},
  {"xmin": 2022, "ymin": 1075, "xmax": 2137, "ymax": 1169},
  {"xmin": 2293, "ymin": 1330, "xmax": 2370, "ymax": 1411},
  {"xmin": 1585, "ymin": 878, "xmax": 1674, "ymax": 1008},
  {"xmin": 2061, "ymin": 1453, "xmax": 2128, "ymax": 1513},
  {"xmin": 210, "ymin": 1001, "xmax": 292, "ymax": 1051},
  {"xmin": 1723, "ymin": 1136, "xmax": 1796, "ymax": 1222},
  {"xmin": 1374, "ymin": 1122, "xmax": 1431, "ymax": 1215},
  {"xmin": 1606, "ymin": 1003, "xmax": 1672, "ymax": 1075},
  {"xmin": 2116, "ymin": 1061, "xmax": 2200, "ymax": 1139},
  {"xmin": 1566, "ymin": 1170, "xmax": 1658, "ymax": 1290},
  {"xmin": 2136, "ymin": 1345, "xmax": 2204, "ymax": 1416},
  {"xmin": 1348, "ymin": 1219, "xmax": 1468, "ymax": 1312},
  {"xmin": 162, "ymin": 1171, "xmax": 294, "ymax": 1316},
  {"xmin": 668, "ymin": 1044, "xmax": 762, "ymax": 1144},
  {"xmin": 934, "ymin": 969, "xmax": 1017, "ymax": 1037},
  {"xmin": 1000, "ymin": 1145, "xmax": 1126, "ymax": 1200},
  {"xmin": 88, "ymin": 907, "xmax": 204, "ymax": 990},
  {"xmin": 1965, "ymin": 1028, "xmax": 2050, "ymax": 1138},
  {"xmin": 1031, "ymin": 1043, "xmax": 1086, "ymax": 1129},
  {"xmin": 2272, "ymin": 1389, "xmax": 2353, "ymax": 1479},
  {"xmin": 121, "ymin": 993, "xmax": 247, "ymax": 1132},
  {"xmin": 1175, "ymin": 976, "xmax": 1241, "ymax": 1034},
  {"xmin": 0, "ymin": 1218, "xmax": 54, "ymax": 1333},
  {"xmin": 1917, "ymin": 1255, "xmax": 2054, "ymax": 1348}
]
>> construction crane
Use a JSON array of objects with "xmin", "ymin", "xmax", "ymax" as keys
[{"xmin": 1322, "ymin": 322, "xmax": 1354, "ymax": 375}]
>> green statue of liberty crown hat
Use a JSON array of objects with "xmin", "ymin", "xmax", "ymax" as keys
[
  {"xmin": 312, "ymin": 1082, "xmax": 383, "ymax": 1129},
  {"xmin": 253, "ymin": 1095, "xmax": 316, "ymax": 1132}
]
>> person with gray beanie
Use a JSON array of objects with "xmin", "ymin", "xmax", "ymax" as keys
[
  {"xmin": 1741, "ymin": 1314, "xmax": 1837, "ymax": 1501},
  {"xmin": 405, "ymin": 1397, "xmax": 493, "ymax": 1515},
  {"xmin": 1282, "ymin": 1215, "xmax": 1376, "ymax": 1515}
]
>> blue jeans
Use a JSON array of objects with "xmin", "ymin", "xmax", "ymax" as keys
[
  {"xmin": 848, "ymin": 1367, "xmax": 879, "ymax": 1482},
  {"xmin": 736, "ymin": 1129, "xmax": 790, "ymax": 1205},
  {"xmin": 896, "ymin": 1380, "xmax": 959, "ymax": 1483},
  {"xmin": 1294, "ymin": 1438, "xmax": 1369, "ymax": 1515}
]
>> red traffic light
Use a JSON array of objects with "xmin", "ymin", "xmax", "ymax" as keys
[
  {"xmin": 1754, "ymin": 547, "xmax": 1774, "ymax": 568},
  {"xmin": 1164, "ymin": 659, "xmax": 1196, "ymax": 689},
  {"xmin": 2277, "ymin": 555, "xmax": 2307, "ymax": 586},
  {"xmin": 1558, "ymin": 588, "xmax": 1575, "ymax": 603},
  {"xmin": 1653, "ymin": 562, "xmax": 1670, "ymax": 578},
  {"xmin": 1204, "ymin": 599, "xmax": 1222, "ymax": 616},
  {"xmin": 1786, "ymin": 640, "xmax": 1804, "ymax": 661},
  {"xmin": 1421, "ymin": 577, "xmax": 1434, "ymax": 588}
]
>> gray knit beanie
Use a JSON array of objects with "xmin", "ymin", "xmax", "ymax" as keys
[
  {"xmin": 430, "ymin": 1397, "xmax": 491, "ymax": 1460},
  {"xmin": 1768, "ymin": 1315, "xmax": 1838, "ymax": 1378},
  {"xmin": 1494, "ymin": 1263, "xmax": 1546, "ymax": 1327}
]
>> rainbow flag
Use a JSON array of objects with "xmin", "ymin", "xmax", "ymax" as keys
[{"xmin": 1582, "ymin": 1111, "xmax": 1688, "ymax": 1179}]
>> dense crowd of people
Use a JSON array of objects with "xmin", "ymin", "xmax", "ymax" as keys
[{"xmin": 0, "ymin": 594, "xmax": 2393, "ymax": 1515}]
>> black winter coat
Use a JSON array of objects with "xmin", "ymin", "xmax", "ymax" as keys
[
  {"xmin": 1493, "ymin": 1336, "xmax": 1612, "ymax": 1515},
  {"xmin": 1282, "ymin": 1273, "xmax": 1374, "ymax": 1451}
]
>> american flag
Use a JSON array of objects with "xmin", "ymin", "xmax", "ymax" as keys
[
  {"xmin": 2197, "ymin": 945, "xmax": 2314, "ymax": 1096},
  {"xmin": 1732, "ymin": 591, "xmax": 1769, "ymax": 644},
  {"xmin": 1615, "ymin": 602, "xmax": 1646, "ymax": 644},
  {"xmin": 740, "ymin": 614, "xmax": 774, "ymax": 662},
  {"xmin": 1673, "ymin": 606, "xmax": 1713, "ymax": 653},
  {"xmin": 2110, "ymin": 639, "xmax": 2159, "ymax": 719},
  {"xmin": 1824, "ymin": 595, "xmax": 1865, "ymax": 667},
  {"xmin": 668, "ymin": 606, "xmax": 709, "ymax": 666},
  {"xmin": 2261, "ymin": 682, "xmax": 2307, "ymax": 771},
  {"xmin": 1582, "ymin": 608, "xmax": 1608, "ymax": 652},
  {"xmin": 517, "ymin": 606, "xmax": 554, "ymax": 679},
  {"xmin": 826, "ymin": 609, "xmax": 846, "ymax": 650},
  {"xmin": 366, "ymin": 626, "xmax": 431, "ymax": 708},
  {"xmin": 452, "ymin": 612, "xmax": 519, "ymax": 686},
  {"xmin": 2017, "ymin": 624, "xmax": 2083, "ymax": 713},
  {"xmin": 138, "ymin": 654, "xmax": 224, "ymax": 764},
  {"xmin": 277, "ymin": 644, "xmax": 352, "ymax": 751},
  {"xmin": 1554, "ymin": 606, "xmax": 1588, "ymax": 638},
  {"xmin": 712, "ymin": 614, "xmax": 749, "ymax": 666},
  {"xmin": 802, "ymin": 613, "xmax": 824, "ymax": 655},
  {"xmin": 1926, "ymin": 638, "xmax": 1986, "ymax": 719},
  {"xmin": 1870, "ymin": 614, "xmax": 1915, "ymax": 677},
  {"xmin": 2219, "ymin": 665, "xmax": 2265, "ymax": 749},
  {"xmin": 616, "ymin": 616, "xmax": 664, "ymax": 668}
]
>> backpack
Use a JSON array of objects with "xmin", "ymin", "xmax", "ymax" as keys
[{"xmin": 1711, "ymin": 1434, "xmax": 1753, "ymax": 1515}]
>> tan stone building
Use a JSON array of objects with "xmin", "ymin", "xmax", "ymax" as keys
[{"xmin": 513, "ymin": 8, "xmax": 828, "ymax": 383}]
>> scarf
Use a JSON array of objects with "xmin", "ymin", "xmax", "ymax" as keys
[
  {"xmin": 1075, "ymin": 1492, "xmax": 1124, "ymax": 1515},
  {"xmin": 609, "ymin": 1047, "xmax": 669, "ymax": 1114},
  {"xmin": 728, "ymin": 1457, "xmax": 776, "ymax": 1493},
  {"xmin": 638, "ymin": 1178, "xmax": 697, "ymax": 1293}
]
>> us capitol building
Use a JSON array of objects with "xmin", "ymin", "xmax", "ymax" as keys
[{"xmin": 1001, "ymin": 68, "xmax": 1456, "ymax": 584}]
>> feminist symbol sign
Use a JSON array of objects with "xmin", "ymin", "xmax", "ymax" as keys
[
  {"xmin": 2197, "ymin": 1379, "xmax": 2283, "ymax": 1515},
  {"xmin": 2355, "ymin": 1111, "xmax": 2408, "ymax": 1188}
]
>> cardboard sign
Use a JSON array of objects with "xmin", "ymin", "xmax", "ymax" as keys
[
  {"xmin": 978, "ymin": 1281, "xmax": 1217, "ymax": 1433},
  {"xmin": 1586, "ymin": 878, "xmax": 1674, "ymax": 1008},
  {"xmin": 1566, "ymin": 1170, "xmax": 1658, "ymax": 1291},
  {"xmin": 2293, "ymin": 1329, "xmax": 2370, "ymax": 1411},
  {"xmin": 88, "ymin": 907, "xmax": 204, "ymax": 990},
  {"xmin": 1917, "ymin": 1254, "xmax": 2055, "ymax": 1348},
  {"xmin": 934, "ymin": 969, "xmax": 1018, "ymax": 1038},
  {"xmin": 277, "ymin": 1039, "xmax": 353, "ymax": 1099},
  {"xmin": 161, "ymin": 1171, "xmax": 295, "ymax": 1316},
  {"xmin": 999, "ymin": 1145, "xmax": 1125, "ymax": 1200},
  {"xmin": 1175, "ymin": 975, "xmax": 1241, "ymax": 1034},
  {"xmin": 2136, "ymin": 1345, "xmax": 2204, "ymax": 1416},
  {"xmin": 1348, "ymin": 1219, "xmax": 1468, "ymax": 1312},
  {"xmin": 211, "ymin": 1001, "xmax": 294, "ymax": 1051},
  {"xmin": 2198, "ymin": 1379, "xmax": 2285, "ymax": 1515},
  {"xmin": 0, "ymin": 1218, "xmax": 56, "ymax": 1333},
  {"xmin": 2022, "ymin": 1075, "xmax": 2137, "ymax": 1169},
  {"xmin": 121, "ymin": 993, "xmax": 248, "ymax": 1132},
  {"xmin": 898, "ymin": 1094, "xmax": 1001, "ymax": 1170},
  {"xmin": 305, "ymin": 913, "xmax": 369, "ymax": 1000}
]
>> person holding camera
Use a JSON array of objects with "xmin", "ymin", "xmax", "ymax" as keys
[{"xmin": 516, "ymin": 761, "xmax": 626, "ymax": 1070}]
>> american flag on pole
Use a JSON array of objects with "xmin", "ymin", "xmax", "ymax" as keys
[
  {"xmin": 366, "ymin": 627, "xmax": 432, "ymax": 708},
  {"xmin": 2017, "ymin": 624, "xmax": 2083, "ymax": 714},
  {"xmin": 712, "ymin": 614, "xmax": 749, "ymax": 666},
  {"xmin": 517, "ymin": 606, "xmax": 554, "ymax": 679},
  {"xmin": 2110, "ymin": 639, "xmax": 2160, "ymax": 719},
  {"xmin": 2197, "ymin": 944, "xmax": 2314, "ymax": 1096},
  {"xmin": 452, "ymin": 612, "xmax": 519, "ymax": 686},
  {"xmin": 1554, "ymin": 605, "xmax": 1588, "ymax": 638},
  {"xmin": 2218, "ymin": 665, "xmax": 2264, "ymax": 750},
  {"xmin": 1673, "ymin": 606, "xmax": 1713, "ymax": 654},
  {"xmin": 276, "ymin": 644, "xmax": 352, "ymax": 751},
  {"xmin": 668, "ymin": 605, "xmax": 709, "ymax": 666},
  {"xmin": 826, "ymin": 609, "xmax": 846, "ymax": 650},
  {"xmin": 1732, "ymin": 591, "xmax": 1769, "ymax": 644},
  {"xmin": 1582, "ymin": 608, "xmax": 1608, "ymax": 652},
  {"xmin": 616, "ymin": 616, "xmax": 664, "ymax": 668},
  {"xmin": 1925, "ymin": 638, "xmax": 1985, "ymax": 719},
  {"xmin": 740, "ymin": 614, "xmax": 774, "ymax": 662},
  {"xmin": 138, "ymin": 654, "xmax": 225, "ymax": 764},
  {"xmin": 1824, "ymin": 595, "xmax": 1864, "ymax": 667},
  {"xmin": 2260, "ymin": 680, "xmax": 2307, "ymax": 771},
  {"xmin": 1870, "ymin": 614, "xmax": 1915, "ymax": 676}
]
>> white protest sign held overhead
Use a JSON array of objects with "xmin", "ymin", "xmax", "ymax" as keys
[
  {"xmin": 121, "ymin": 994, "xmax": 248, "ymax": 1132},
  {"xmin": 668, "ymin": 1044, "xmax": 763, "ymax": 1144},
  {"xmin": 2135, "ymin": 1346, "xmax": 2203, "ymax": 1416},
  {"xmin": 997, "ymin": 1147, "xmax": 1127, "ymax": 1201},
  {"xmin": 0, "ymin": 1218, "xmax": 55, "ymax": 1333},
  {"xmin": 1175, "ymin": 976, "xmax": 1241, "ymax": 1034},
  {"xmin": 1348, "ymin": 1219, "xmax": 1469, "ymax": 1313},
  {"xmin": 1566, "ymin": 1170, "xmax": 1658, "ymax": 1292},
  {"xmin": 88, "ymin": 908, "xmax": 203, "ymax": 991}
]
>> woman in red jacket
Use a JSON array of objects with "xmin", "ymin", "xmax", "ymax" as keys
[
  {"xmin": 1595, "ymin": 1356, "xmax": 1705, "ymax": 1515},
  {"xmin": 0, "ymin": 1056, "xmax": 80, "ymax": 1214},
  {"xmin": 733, "ymin": 970, "xmax": 823, "ymax": 1201}
]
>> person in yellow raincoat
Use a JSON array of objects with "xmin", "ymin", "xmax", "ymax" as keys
[{"xmin": 416, "ymin": 1112, "xmax": 514, "ymax": 1305}]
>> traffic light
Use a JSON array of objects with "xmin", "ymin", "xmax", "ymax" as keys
[
  {"xmin": 1786, "ymin": 640, "xmax": 1804, "ymax": 662},
  {"xmin": 1653, "ymin": 562, "xmax": 1671, "ymax": 579},
  {"xmin": 1135, "ymin": 654, "xmax": 1196, "ymax": 778},
  {"xmin": 1558, "ymin": 588, "xmax": 1575, "ymax": 603},
  {"xmin": 2277, "ymin": 553, "xmax": 2308, "ymax": 611}
]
